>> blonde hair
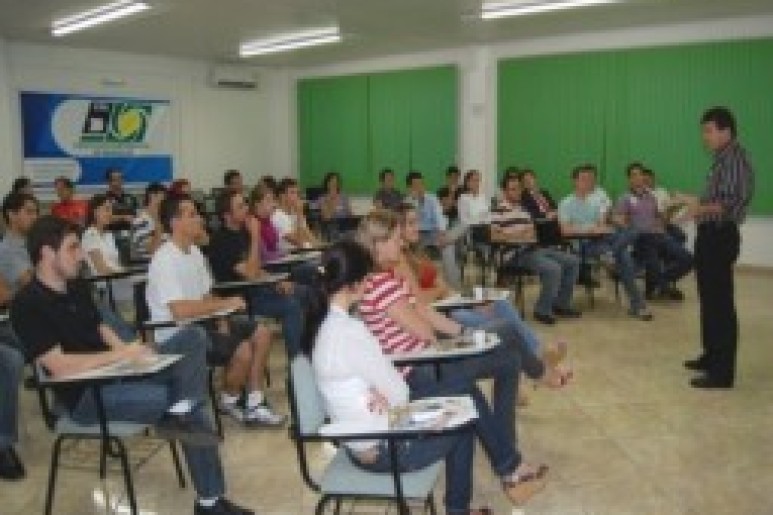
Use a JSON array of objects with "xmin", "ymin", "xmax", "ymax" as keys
[{"xmin": 356, "ymin": 208, "xmax": 398, "ymax": 259}]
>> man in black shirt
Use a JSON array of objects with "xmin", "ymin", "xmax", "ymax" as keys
[
  {"xmin": 207, "ymin": 191, "xmax": 305, "ymax": 358},
  {"xmin": 11, "ymin": 215, "xmax": 252, "ymax": 515}
]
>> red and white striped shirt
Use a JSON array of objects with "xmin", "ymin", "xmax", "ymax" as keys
[{"xmin": 359, "ymin": 271, "xmax": 428, "ymax": 357}]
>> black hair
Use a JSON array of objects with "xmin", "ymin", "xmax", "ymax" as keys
[
  {"xmin": 322, "ymin": 172, "xmax": 341, "ymax": 194},
  {"xmin": 224, "ymin": 169, "xmax": 241, "ymax": 187},
  {"xmin": 701, "ymin": 106, "xmax": 737, "ymax": 138},
  {"xmin": 11, "ymin": 177, "xmax": 32, "ymax": 194},
  {"xmin": 144, "ymin": 182, "xmax": 167, "ymax": 207},
  {"xmin": 2, "ymin": 192, "xmax": 37, "ymax": 224},
  {"xmin": 105, "ymin": 167, "xmax": 121, "ymax": 181},
  {"xmin": 642, "ymin": 168, "xmax": 654, "ymax": 177},
  {"xmin": 301, "ymin": 239, "xmax": 373, "ymax": 355},
  {"xmin": 501, "ymin": 174, "xmax": 520, "ymax": 191},
  {"xmin": 462, "ymin": 169, "xmax": 479, "ymax": 194},
  {"xmin": 405, "ymin": 170, "xmax": 423, "ymax": 187},
  {"xmin": 446, "ymin": 165, "xmax": 460, "ymax": 178},
  {"xmin": 276, "ymin": 177, "xmax": 298, "ymax": 196},
  {"xmin": 86, "ymin": 194, "xmax": 111, "ymax": 227},
  {"xmin": 26, "ymin": 215, "xmax": 81, "ymax": 266},
  {"xmin": 260, "ymin": 175, "xmax": 278, "ymax": 194},
  {"xmin": 54, "ymin": 176, "xmax": 73, "ymax": 189},
  {"xmin": 159, "ymin": 193, "xmax": 193, "ymax": 234},
  {"xmin": 571, "ymin": 164, "xmax": 597, "ymax": 180},
  {"xmin": 437, "ymin": 186, "xmax": 451, "ymax": 199},
  {"xmin": 626, "ymin": 162, "xmax": 645, "ymax": 177},
  {"xmin": 516, "ymin": 169, "xmax": 535, "ymax": 182},
  {"xmin": 378, "ymin": 168, "xmax": 394, "ymax": 183},
  {"xmin": 215, "ymin": 189, "xmax": 241, "ymax": 218}
]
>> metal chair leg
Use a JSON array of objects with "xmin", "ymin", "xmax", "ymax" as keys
[
  {"xmin": 169, "ymin": 441, "xmax": 186, "ymax": 488},
  {"xmin": 333, "ymin": 497, "xmax": 342, "ymax": 514},
  {"xmin": 114, "ymin": 437, "xmax": 138, "ymax": 515},
  {"xmin": 208, "ymin": 368, "xmax": 224, "ymax": 438},
  {"xmin": 315, "ymin": 495, "xmax": 331, "ymax": 515},
  {"xmin": 426, "ymin": 493, "xmax": 438, "ymax": 515},
  {"xmin": 45, "ymin": 436, "xmax": 65, "ymax": 515}
]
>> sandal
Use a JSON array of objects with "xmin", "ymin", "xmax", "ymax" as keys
[{"xmin": 502, "ymin": 462, "xmax": 549, "ymax": 506}]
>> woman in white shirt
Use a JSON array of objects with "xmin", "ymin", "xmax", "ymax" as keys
[
  {"xmin": 82, "ymin": 194, "xmax": 134, "ymax": 304},
  {"xmin": 457, "ymin": 170, "xmax": 491, "ymax": 227},
  {"xmin": 307, "ymin": 240, "xmax": 548, "ymax": 513}
]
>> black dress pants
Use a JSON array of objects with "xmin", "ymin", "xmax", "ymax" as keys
[{"xmin": 694, "ymin": 221, "xmax": 740, "ymax": 383}]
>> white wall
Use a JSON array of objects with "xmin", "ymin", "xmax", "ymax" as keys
[
  {"xmin": 0, "ymin": 40, "xmax": 284, "ymax": 194},
  {"xmin": 291, "ymin": 14, "xmax": 773, "ymax": 267}
]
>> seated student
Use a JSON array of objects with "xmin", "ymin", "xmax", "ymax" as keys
[
  {"xmin": 318, "ymin": 171, "xmax": 353, "ymax": 221},
  {"xmin": 208, "ymin": 190, "xmax": 306, "ymax": 359},
  {"xmin": 356, "ymin": 209, "xmax": 568, "ymax": 444},
  {"xmin": 82, "ymin": 194, "xmax": 135, "ymax": 305},
  {"xmin": 496, "ymin": 176, "xmax": 580, "ymax": 324},
  {"xmin": 308, "ymin": 240, "xmax": 549, "ymax": 512},
  {"xmin": 404, "ymin": 170, "xmax": 463, "ymax": 289},
  {"xmin": 12, "ymin": 215, "xmax": 252, "ymax": 515},
  {"xmin": 272, "ymin": 178, "xmax": 319, "ymax": 253},
  {"xmin": 147, "ymin": 195, "xmax": 284, "ymax": 427},
  {"xmin": 494, "ymin": 167, "xmax": 521, "ymax": 205},
  {"xmin": 616, "ymin": 163, "xmax": 693, "ymax": 301},
  {"xmin": 518, "ymin": 169, "xmax": 558, "ymax": 220},
  {"xmin": 458, "ymin": 169, "xmax": 490, "ymax": 226},
  {"xmin": 131, "ymin": 182, "xmax": 168, "ymax": 256},
  {"xmin": 224, "ymin": 170, "xmax": 245, "ymax": 196},
  {"xmin": 104, "ymin": 168, "xmax": 138, "ymax": 223},
  {"xmin": 50, "ymin": 176, "xmax": 88, "ymax": 226},
  {"xmin": 0, "ymin": 192, "xmax": 38, "ymax": 293},
  {"xmin": 395, "ymin": 203, "xmax": 570, "ymax": 366},
  {"xmin": 372, "ymin": 168, "xmax": 404, "ymax": 211},
  {"xmin": 0, "ymin": 274, "xmax": 24, "ymax": 481},
  {"xmin": 559, "ymin": 165, "xmax": 652, "ymax": 320},
  {"xmin": 642, "ymin": 167, "xmax": 688, "ymax": 244}
]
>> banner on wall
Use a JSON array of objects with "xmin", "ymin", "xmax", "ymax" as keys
[{"xmin": 20, "ymin": 91, "xmax": 173, "ymax": 187}]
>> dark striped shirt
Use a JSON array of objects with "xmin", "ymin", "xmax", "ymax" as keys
[{"xmin": 700, "ymin": 140, "xmax": 754, "ymax": 223}]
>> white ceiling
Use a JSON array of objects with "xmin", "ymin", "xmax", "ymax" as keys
[{"xmin": 1, "ymin": 0, "xmax": 772, "ymax": 67}]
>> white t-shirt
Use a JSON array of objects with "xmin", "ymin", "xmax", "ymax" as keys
[
  {"xmin": 146, "ymin": 240, "xmax": 213, "ymax": 342},
  {"xmin": 313, "ymin": 305, "xmax": 409, "ymax": 452},
  {"xmin": 270, "ymin": 209, "xmax": 297, "ymax": 252},
  {"xmin": 458, "ymin": 192, "xmax": 490, "ymax": 226},
  {"xmin": 82, "ymin": 226, "xmax": 122, "ymax": 275}
]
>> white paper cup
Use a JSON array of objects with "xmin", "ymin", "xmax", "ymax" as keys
[
  {"xmin": 473, "ymin": 286, "xmax": 484, "ymax": 301},
  {"xmin": 473, "ymin": 330, "xmax": 486, "ymax": 346}
]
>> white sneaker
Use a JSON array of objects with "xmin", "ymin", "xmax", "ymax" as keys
[
  {"xmin": 243, "ymin": 402, "xmax": 286, "ymax": 428},
  {"xmin": 219, "ymin": 401, "xmax": 244, "ymax": 422}
]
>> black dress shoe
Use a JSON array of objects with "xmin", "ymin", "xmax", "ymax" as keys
[
  {"xmin": 689, "ymin": 376, "xmax": 734, "ymax": 389},
  {"xmin": 155, "ymin": 412, "xmax": 221, "ymax": 446},
  {"xmin": 533, "ymin": 312, "xmax": 556, "ymax": 325},
  {"xmin": 683, "ymin": 357, "xmax": 708, "ymax": 371},
  {"xmin": 194, "ymin": 498, "xmax": 254, "ymax": 515},
  {"xmin": 553, "ymin": 306, "xmax": 581, "ymax": 318},
  {"xmin": 0, "ymin": 447, "xmax": 25, "ymax": 481}
]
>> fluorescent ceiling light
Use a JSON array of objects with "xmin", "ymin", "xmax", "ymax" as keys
[
  {"xmin": 481, "ymin": 0, "xmax": 618, "ymax": 19},
  {"xmin": 52, "ymin": 1, "xmax": 150, "ymax": 37},
  {"xmin": 239, "ymin": 26, "xmax": 341, "ymax": 58}
]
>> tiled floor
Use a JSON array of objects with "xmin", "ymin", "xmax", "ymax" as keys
[{"xmin": 3, "ymin": 270, "xmax": 773, "ymax": 514}]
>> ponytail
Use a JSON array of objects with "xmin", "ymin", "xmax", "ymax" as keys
[{"xmin": 301, "ymin": 239, "xmax": 374, "ymax": 355}]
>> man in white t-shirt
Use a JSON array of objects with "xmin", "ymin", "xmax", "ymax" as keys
[
  {"xmin": 271, "ymin": 178, "xmax": 318, "ymax": 253},
  {"xmin": 147, "ymin": 195, "xmax": 284, "ymax": 427}
]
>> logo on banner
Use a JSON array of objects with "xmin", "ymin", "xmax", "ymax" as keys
[{"xmin": 79, "ymin": 101, "xmax": 152, "ymax": 147}]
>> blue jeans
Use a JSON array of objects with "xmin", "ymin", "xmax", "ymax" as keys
[
  {"xmin": 449, "ymin": 299, "xmax": 541, "ymax": 355},
  {"xmin": 582, "ymin": 228, "xmax": 646, "ymax": 312},
  {"xmin": 70, "ymin": 326, "xmax": 225, "ymax": 499},
  {"xmin": 357, "ymin": 381, "xmax": 519, "ymax": 513},
  {"xmin": 247, "ymin": 284, "xmax": 306, "ymax": 358},
  {"xmin": 635, "ymin": 232, "xmax": 693, "ymax": 293},
  {"xmin": 516, "ymin": 248, "xmax": 579, "ymax": 316},
  {"xmin": 0, "ymin": 341, "xmax": 24, "ymax": 447}
]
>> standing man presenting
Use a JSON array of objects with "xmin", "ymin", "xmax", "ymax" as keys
[{"xmin": 681, "ymin": 107, "xmax": 754, "ymax": 389}]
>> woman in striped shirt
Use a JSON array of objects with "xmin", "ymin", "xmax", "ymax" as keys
[
  {"xmin": 306, "ymin": 240, "xmax": 548, "ymax": 512},
  {"xmin": 356, "ymin": 209, "xmax": 568, "ymax": 447}
]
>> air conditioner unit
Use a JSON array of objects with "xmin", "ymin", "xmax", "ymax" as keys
[{"xmin": 209, "ymin": 66, "xmax": 259, "ymax": 89}]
